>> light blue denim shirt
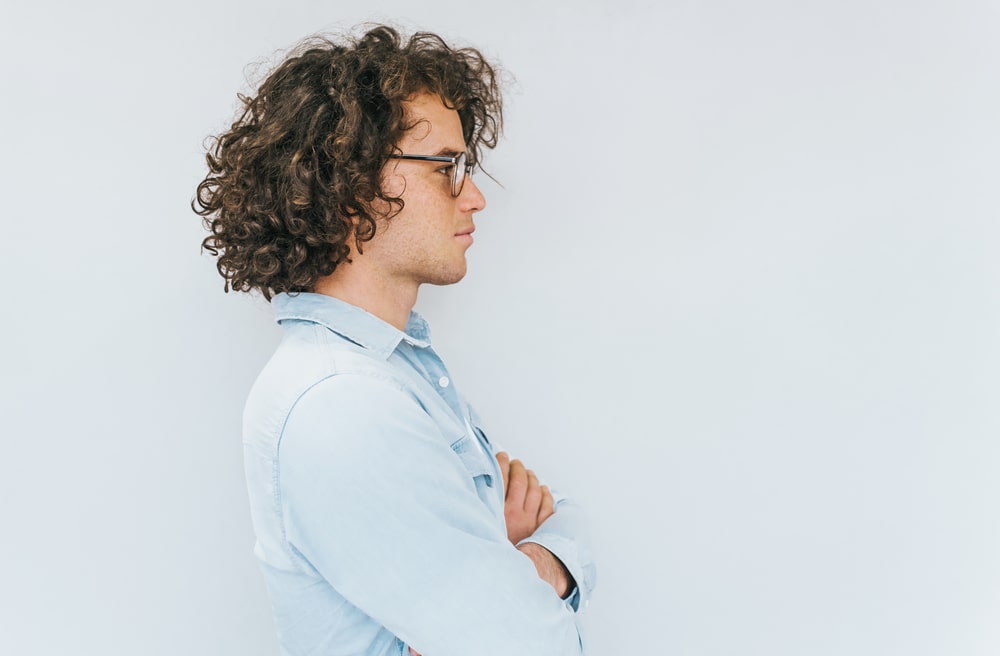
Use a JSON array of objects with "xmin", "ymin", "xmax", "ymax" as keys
[{"xmin": 242, "ymin": 292, "xmax": 596, "ymax": 656}]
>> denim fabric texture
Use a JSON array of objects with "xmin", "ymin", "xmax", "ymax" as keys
[{"xmin": 242, "ymin": 292, "xmax": 596, "ymax": 656}]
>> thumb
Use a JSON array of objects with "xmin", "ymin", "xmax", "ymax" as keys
[{"xmin": 496, "ymin": 451, "xmax": 510, "ymax": 493}]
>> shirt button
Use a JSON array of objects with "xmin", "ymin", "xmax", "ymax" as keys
[{"xmin": 438, "ymin": 376, "xmax": 450, "ymax": 388}]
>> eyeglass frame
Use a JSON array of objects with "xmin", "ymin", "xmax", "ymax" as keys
[{"xmin": 386, "ymin": 151, "xmax": 472, "ymax": 197}]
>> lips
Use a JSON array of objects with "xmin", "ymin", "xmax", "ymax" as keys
[{"xmin": 455, "ymin": 226, "xmax": 475, "ymax": 246}]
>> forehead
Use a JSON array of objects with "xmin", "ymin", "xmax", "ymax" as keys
[{"xmin": 398, "ymin": 92, "xmax": 465, "ymax": 153}]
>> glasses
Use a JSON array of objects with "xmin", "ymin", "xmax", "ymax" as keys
[{"xmin": 387, "ymin": 151, "xmax": 472, "ymax": 197}]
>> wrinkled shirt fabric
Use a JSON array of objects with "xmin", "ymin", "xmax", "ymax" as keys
[{"xmin": 242, "ymin": 292, "xmax": 596, "ymax": 656}]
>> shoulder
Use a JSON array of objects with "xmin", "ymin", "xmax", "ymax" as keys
[{"xmin": 242, "ymin": 325, "xmax": 412, "ymax": 451}]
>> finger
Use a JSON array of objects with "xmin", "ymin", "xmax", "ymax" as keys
[
  {"xmin": 506, "ymin": 459, "xmax": 527, "ymax": 503},
  {"xmin": 524, "ymin": 469, "xmax": 542, "ymax": 513},
  {"xmin": 496, "ymin": 451, "xmax": 510, "ymax": 493},
  {"xmin": 538, "ymin": 484, "xmax": 555, "ymax": 524}
]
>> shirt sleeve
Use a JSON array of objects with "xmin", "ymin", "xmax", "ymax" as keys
[{"xmin": 277, "ymin": 373, "xmax": 587, "ymax": 656}]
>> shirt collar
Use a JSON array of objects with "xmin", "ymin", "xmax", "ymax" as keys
[{"xmin": 272, "ymin": 292, "xmax": 431, "ymax": 359}]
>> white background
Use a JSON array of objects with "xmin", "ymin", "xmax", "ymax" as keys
[{"xmin": 2, "ymin": 1, "xmax": 998, "ymax": 654}]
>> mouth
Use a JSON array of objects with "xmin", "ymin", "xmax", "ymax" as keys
[{"xmin": 455, "ymin": 226, "xmax": 475, "ymax": 237}]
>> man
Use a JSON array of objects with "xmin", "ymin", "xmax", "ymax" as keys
[{"xmin": 194, "ymin": 25, "xmax": 595, "ymax": 655}]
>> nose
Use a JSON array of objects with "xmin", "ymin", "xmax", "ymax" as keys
[{"xmin": 459, "ymin": 175, "xmax": 486, "ymax": 213}]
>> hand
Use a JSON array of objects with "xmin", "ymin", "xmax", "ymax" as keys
[{"xmin": 496, "ymin": 451, "xmax": 555, "ymax": 545}]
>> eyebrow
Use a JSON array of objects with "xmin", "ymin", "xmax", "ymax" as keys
[{"xmin": 433, "ymin": 147, "xmax": 464, "ymax": 157}]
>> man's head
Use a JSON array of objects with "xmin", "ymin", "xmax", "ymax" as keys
[{"xmin": 194, "ymin": 25, "xmax": 503, "ymax": 300}]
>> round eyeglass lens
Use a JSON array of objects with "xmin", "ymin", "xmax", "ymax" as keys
[{"xmin": 452, "ymin": 152, "xmax": 468, "ymax": 196}]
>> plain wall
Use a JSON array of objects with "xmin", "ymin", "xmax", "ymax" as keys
[{"xmin": 2, "ymin": 1, "xmax": 998, "ymax": 654}]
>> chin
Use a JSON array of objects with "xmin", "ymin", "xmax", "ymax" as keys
[{"xmin": 426, "ymin": 262, "xmax": 468, "ymax": 286}]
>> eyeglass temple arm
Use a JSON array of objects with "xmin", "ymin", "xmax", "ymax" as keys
[{"xmin": 386, "ymin": 154, "xmax": 458, "ymax": 163}]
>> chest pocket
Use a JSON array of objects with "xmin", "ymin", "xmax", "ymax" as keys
[
  {"xmin": 449, "ymin": 433, "xmax": 502, "ymax": 518},
  {"xmin": 449, "ymin": 434, "xmax": 494, "ymax": 484}
]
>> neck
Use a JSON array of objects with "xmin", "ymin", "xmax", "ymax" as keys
[{"xmin": 312, "ymin": 258, "xmax": 418, "ymax": 332}]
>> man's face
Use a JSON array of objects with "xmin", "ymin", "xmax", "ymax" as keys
[{"xmin": 365, "ymin": 92, "xmax": 486, "ymax": 288}]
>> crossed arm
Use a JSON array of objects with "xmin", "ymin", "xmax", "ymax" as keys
[
  {"xmin": 408, "ymin": 451, "xmax": 576, "ymax": 656},
  {"xmin": 496, "ymin": 451, "xmax": 575, "ymax": 598},
  {"xmin": 280, "ymin": 374, "xmax": 591, "ymax": 655}
]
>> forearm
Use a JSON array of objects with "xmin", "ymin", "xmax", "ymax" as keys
[{"xmin": 517, "ymin": 542, "xmax": 574, "ymax": 598}]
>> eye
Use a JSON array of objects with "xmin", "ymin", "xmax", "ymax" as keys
[{"xmin": 436, "ymin": 164, "xmax": 455, "ymax": 176}]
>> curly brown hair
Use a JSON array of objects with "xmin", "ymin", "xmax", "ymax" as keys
[{"xmin": 193, "ymin": 25, "xmax": 503, "ymax": 300}]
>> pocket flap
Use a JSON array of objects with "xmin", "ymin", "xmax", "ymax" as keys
[{"xmin": 449, "ymin": 435, "xmax": 495, "ymax": 483}]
